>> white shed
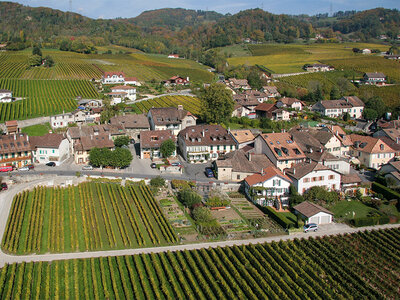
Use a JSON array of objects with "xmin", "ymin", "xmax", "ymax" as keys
[{"xmin": 293, "ymin": 201, "xmax": 333, "ymax": 224}]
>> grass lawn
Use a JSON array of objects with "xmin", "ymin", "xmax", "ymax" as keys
[
  {"xmin": 21, "ymin": 123, "xmax": 51, "ymax": 136},
  {"xmin": 279, "ymin": 212, "xmax": 298, "ymax": 225},
  {"xmin": 330, "ymin": 200, "xmax": 380, "ymax": 219}
]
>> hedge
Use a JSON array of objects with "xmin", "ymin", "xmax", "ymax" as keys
[
  {"xmin": 371, "ymin": 182, "xmax": 400, "ymax": 210},
  {"xmin": 257, "ymin": 206, "xmax": 294, "ymax": 229},
  {"xmin": 348, "ymin": 215, "xmax": 390, "ymax": 227}
]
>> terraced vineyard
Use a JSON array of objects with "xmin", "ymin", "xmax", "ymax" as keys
[
  {"xmin": 0, "ymin": 228, "xmax": 398, "ymax": 299},
  {"xmin": 0, "ymin": 79, "xmax": 100, "ymax": 121},
  {"xmin": 1, "ymin": 182, "xmax": 178, "ymax": 254},
  {"xmin": 130, "ymin": 95, "xmax": 202, "ymax": 116}
]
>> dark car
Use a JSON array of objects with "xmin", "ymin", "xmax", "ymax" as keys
[
  {"xmin": 150, "ymin": 163, "xmax": 157, "ymax": 169},
  {"xmin": 1, "ymin": 183, "xmax": 8, "ymax": 190},
  {"xmin": 205, "ymin": 167, "xmax": 214, "ymax": 178},
  {"xmin": 46, "ymin": 162, "xmax": 56, "ymax": 167}
]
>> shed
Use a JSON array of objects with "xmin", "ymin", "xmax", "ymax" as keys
[{"xmin": 293, "ymin": 201, "xmax": 333, "ymax": 224}]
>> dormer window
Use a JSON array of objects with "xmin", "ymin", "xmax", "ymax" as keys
[{"xmin": 380, "ymin": 144, "xmax": 384, "ymax": 150}]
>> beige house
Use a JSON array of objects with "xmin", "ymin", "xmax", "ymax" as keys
[
  {"xmin": 74, "ymin": 135, "xmax": 114, "ymax": 164},
  {"xmin": 148, "ymin": 106, "xmax": 196, "ymax": 136},
  {"xmin": 215, "ymin": 150, "xmax": 273, "ymax": 181},
  {"xmin": 109, "ymin": 114, "xmax": 150, "ymax": 141},
  {"xmin": 349, "ymin": 134, "xmax": 395, "ymax": 169},
  {"xmin": 254, "ymin": 132, "xmax": 306, "ymax": 171},
  {"xmin": 325, "ymin": 125, "xmax": 353, "ymax": 156},
  {"xmin": 140, "ymin": 130, "xmax": 176, "ymax": 159},
  {"xmin": 229, "ymin": 129, "xmax": 256, "ymax": 149},
  {"xmin": 309, "ymin": 130, "xmax": 342, "ymax": 157},
  {"xmin": 276, "ymin": 97, "xmax": 305, "ymax": 110}
]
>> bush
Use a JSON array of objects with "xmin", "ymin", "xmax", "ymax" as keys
[
  {"xmin": 150, "ymin": 176, "xmax": 165, "ymax": 188},
  {"xmin": 192, "ymin": 207, "xmax": 213, "ymax": 223},
  {"xmin": 171, "ymin": 179, "xmax": 192, "ymax": 190},
  {"xmin": 372, "ymin": 182, "xmax": 400, "ymax": 211},
  {"xmin": 258, "ymin": 206, "xmax": 294, "ymax": 229},
  {"xmin": 349, "ymin": 215, "xmax": 390, "ymax": 227},
  {"xmin": 178, "ymin": 188, "xmax": 202, "ymax": 209},
  {"xmin": 206, "ymin": 196, "xmax": 230, "ymax": 207}
]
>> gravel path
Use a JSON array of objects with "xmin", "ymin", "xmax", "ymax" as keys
[{"xmin": 0, "ymin": 178, "xmax": 398, "ymax": 267}]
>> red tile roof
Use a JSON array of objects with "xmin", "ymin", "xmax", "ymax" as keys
[
  {"xmin": 103, "ymin": 71, "xmax": 125, "ymax": 77},
  {"xmin": 140, "ymin": 130, "xmax": 176, "ymax": 149},
  {"xmin": 245, "ymin": 166, "xmax": 292, "ymax": 186},
  {"xmin": 178, "ymin": 125, "xmax": 235, "ymax": 146}
]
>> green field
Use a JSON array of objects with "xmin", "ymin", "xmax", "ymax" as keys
[
  {"xmin": 228, "ymin": 42, "xmax": 390, "ymax": 74},
  {"xmin": 21, "ymin": 123, "xmax": 52, "ymax": 136},
  {"xmin": 0, "ymin": 78, "xmax": 99, "ymax": 121},
  {"xmin": 330, "ymin": 200, "xmax": 380, "ymax": 219},
  {"xmin": 0, "ymin": 228, "xmax": 398, "ymax": 299},
  {"xmin": 2, "ymin": 182, "xmax": 177, "ymax": 254},
  {"xmin": 129, "ymin": 95, "xmax": 202, "ymax": 116},
  {"xmin": 0, "ymin": 47, "xmax": 214, "ymax": 82}
]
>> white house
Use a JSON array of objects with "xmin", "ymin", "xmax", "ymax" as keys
[
  {"xmin": 312, "ymin": 96, "xmax": 364, "ymax": 119},
  {"xmin": 168, "ymin": 54, "xmax": 180, "ymax": 59},
  {"xmin": 244, "ymin": 166, "xmax": 292, "ymax": 208},
  {"xmin": 293, "ymin": 201, "xmax": 334, "ymax": 224},
  {"xmin": 102, "ymin": 71, "xmax": 125, "ymax": 84},
  {"xmin": 30, "ymin": 133, "xmax": 70, "ymax": 165},
  {"xmin": 50, "ymin": 112, "xmax": 75, "ymax": 129},
  {"xmin": 125, "ymin": 77, "xmax": 141, "ymax": 86},
  {"xmin": 148, "ymin": 106, "xmax": 196, "ymax": 136},
  {"xmin": 110, "ymin": 85, "xmax": 136, "ymax": 101},
  {"xmin": 0, "ymin": 89, "xmax": 12, "ymax": 103},
  {"xmin": 276, "ymin": 98, "xmax": 304, "ymax": 110},
  {"xmin": 362, "ymin": 48, "xmax": 372, "ymax": 54},
  {"xmin": 284, "ymin": 161, "xmax": 341, "ymax": 195}
]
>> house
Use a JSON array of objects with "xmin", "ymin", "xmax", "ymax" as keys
[
  {"xmin": 229, "ymin": 129, "xmax": 256, "ymax": 149},
  {"xmin": 110, "ymin": 85, "xmax": 136, "ymax": 101},
  {"xmin": 51, "ymin": 113, "xmax": 75, "ymax": 129},
  {"xmin": 74, "ymin": 135, "xmax": 114, "ymax": 164},
  {"xmin": 163, "ymin": 76, "xmax": 189, "ymax": 86},
  {"xmin": 254, "ymin": 132, "xmax": 306, "ymax": 171},
  {"xmin": 312, "ymin": 96, "xmax": 364, "ymax": 119},
  {"xmin": 363, "ymin": 72, "xmax": 386, "ymax": 85},
  {"xmin": 30, "ymin": 133, "xmax": 70, "ymax": 165},
  {"xmin": 384, "ymin": 55, "xmax": 400, "ymax": 60},
  {"xmin": 379, "ymin": 160, "xmax": 400, "ymax": 176},
  {"xmin": 227, "ymin": 78, "xmax": 251, "ymax": 91},
  {"xmin": 168, "ymin": 54, "xmax": 180, "ymax": 58},
  {"xmin": 308, "ymin": 130, "xmax": 342, "ymax": 156},
  {"xmin": 243, "ymin": 90, "xmax": 269, "ymax": 102},
  {"xmin": 349, "ymin": 134, "xmax": 395, "ymax": 169},
  {"xmin": 362, "ymin": 49, "xmax": 372, "ymax": 54},
  {"xmin": 261, "ymin": 86, "xmax": 281, "ymax": 98},
  {"xmin": 341, "ymin": 173, "xmax": 363, "ymax": 194},
  {"xmin": 244, "ymin": 166, "xmax": 292, "ymax": 208},
  {"xmin": 0, "ymin": 89, "xmax": 12, "ymax": 103},
  {"xmin": 255, "ymin": 103, "xmax": 290, "ymax": 121},
  {"xmin": 276, "ymin": 97, "xmax": 304, "ymax": 110},
  {"xmin": 232, "ymin": 95, "xmax": 260, "ymax": 118},
  {"xmin": 140, "ymin": 130, "xmax": 176, "ymax": 159},
  {"xmin": 305, "ymin": 63, "xmax": 334, "ymax": 72},
  {"xmin": 293, "ymin": 201, "xmax": 334, "ymax": 224},
  {"xmin": 178, "ymin": 124, "xmax": 235, "ymax": 162},
  {"xmin": 50, "ymin": 108, "xmax": 102, "ymax": 129},
  {"xmin": 324, "ymin": 125, "xmax": 353, "ymax": 156},
  {"xmin": 125, "ymin": 77, "xmax": 141, "ymax": 86},
  {"xmin": 285, "ymin": 162, "xmax": 341, "ymax": 195},
  {"xmin": 102, "ymin": 71, "xmax": 125, "ymax": 84},
  {"xmin": 0, "ymin": 134, "xmax": 32, "ymax": 168},
  {"xmin": 215, "ymin": 149, "xmax": 273, "ymax": 181},
  {"xmin": 5, "ymin": 120, "xmax": 19, "ymax": 135},
  {"xmin": 77, "ymin": 99, "xmax": 102, "ymax": 109},
  {"xmin": 109, "ymin": 114, "xmax": 150, "ymax": 141},
  {"xmin": 148, "ymin": 106, "xmax": 196, "ymax": 136},
  {"xmin": 306, "ymin": 149, "xmax": 350, "ymax": 174}
]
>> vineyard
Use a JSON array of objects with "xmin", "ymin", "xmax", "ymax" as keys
[
  {"xmin": 0, "ymin": 228, "xmax": 398, "ymax": 299},
  {"xmin": 129, "ymin": 95, "xmax": 202, "ymax": 116},
  {"xmin": 0, "ymin": 79, "xmax": 100, "ymax": 121},
  {"xmin": 1, "ymin": 182, "xmax": 178, "ymax": 254}
]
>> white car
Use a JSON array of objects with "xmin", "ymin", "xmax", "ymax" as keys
[
  {"xmin": 304, "ymin": 223, "xmax": 318, "ymax": 233},
  {"xmin": 18, "ymin": 166, "xmax": 29, "ymax": 171},
  {"xmin": 82, "ymin": 165, "xmax": 93, "ymax": 170}
]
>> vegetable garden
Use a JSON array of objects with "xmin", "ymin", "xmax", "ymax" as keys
[
  {"xmin": 0, "ymin": 79, "xmax": 100, "ymax": 121},
  {"xmin": 129, "ymin": 95, "xmax": 202, "ymax": 116},
  {"xmin": 1, "ymin": 182, "xmax": 178, "ymax": 254},
  {"xmin": 0, "ymin": 228, "xmax": 398, "ymax": 299}
]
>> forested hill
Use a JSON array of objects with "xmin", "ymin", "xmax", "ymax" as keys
[
  {"xmin": 332, "ymin": 8, "xmax": 400, "ymax": 40},
  {"xmin": 130, "ymin": 8, "xmax": 224, "ymax": 31},
  {"xmin": 0, "ymin": 2, "xmax": 399, "ymax": 57}
]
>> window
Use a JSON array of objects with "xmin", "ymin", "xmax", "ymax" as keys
[
  {"xmin": 237, "ymin": 175, "xmax": 240, "ymax": 180},
  {"xmin": 319, "ymin": 176, "xmax": 324, "ymax": 181},
  {"xmin": 312, "ymin": 177, "xmax": 317, "ymax": 182},
  {"xmin": 328, "ymin": 175, "xmax": 335, "ymax": 180},
  {"xmin": 303, "ymin": 178, "xmax": 310, "ymax": 183},
  {"xmin": 380, "ymin": 144, "xmax": 384, "ymax": 150}
]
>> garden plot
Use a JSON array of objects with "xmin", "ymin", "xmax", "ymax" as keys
[{"xmin": 210, "ymin": 208, "xmax": 251, "ymax": 234}]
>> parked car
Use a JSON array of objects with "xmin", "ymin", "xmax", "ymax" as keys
[
  {"xmin": 82, "ymin": 165, "xmax": 93, "ymax": 170},
  {"xmin": 1, "ymin": 183, "xmax": 8, "ymax": 190},
  {"xmin": 171, "ymin": 162, "xmax": 182, "ymax": 167},
  {"xmin": 46, "ymin": 162, "xmax": 56, "ymax": 167},
  {"xmin": 150, "ymin": 163, "xmax": 157, "ymax": 169},
  {"xmin": 304, "ymin": 223, "xmax": 318, "ymax": 233},
  {"xmin": 18, "ymin": 166, "xmax": 29, "ymax": 171},
  {"xmin": 27, "ymin": 164, "xmax": 34, "ymax": 170},
  {"xmin": 205, "ymin": 167, "xmax": 214, "ymax": 178}
]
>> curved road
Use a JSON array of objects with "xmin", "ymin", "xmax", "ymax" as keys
[{"xmin": 0, "ymin": 175, "xmax": 399, "ymax": 268}]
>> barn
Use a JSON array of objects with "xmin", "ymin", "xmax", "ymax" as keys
[{"xmin": 293, "ymin": 201, "xmax": 334, "ymax": 225}]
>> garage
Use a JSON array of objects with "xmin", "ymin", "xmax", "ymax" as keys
[{"xmin": 293, "ymin": 201, "xmax": 334, "ymax": 225}]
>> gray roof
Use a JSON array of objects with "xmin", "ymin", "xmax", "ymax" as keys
[
  {"xmin": 294, "ymin": 201, "xmax": 333, "ymax": 217},
  {"xmin": 365, "ymin": 72, "xmax": 386, "ymax": 79}
]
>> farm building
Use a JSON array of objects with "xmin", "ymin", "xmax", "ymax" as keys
[
  {"xmin": 163, "ymin": 76, "xmax": 189, "ymax": 86},
  {"xmin": 102, "ymin": 71, "xmax": 125, "ymax": 84},
  {"xmin": 304, "ymin": 64, "xmax": 334, "ymax": 72},
  {"xmin": 0, "ymin": 89, "xmax": 12, "ymax": 103},
  {"xmin": 363, "ymin": 72, "xmax": 386, "ymax": 85},
  {"xmin": 293, "ymin": 201, "xmax": 334, "ymax": 225}
]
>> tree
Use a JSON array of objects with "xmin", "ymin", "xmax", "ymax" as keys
[
  {"xmin": 160, "ymin": 139, "xmax": 176, "ymax": 158},
  {"xmin": 114, "ymin": 136, "xmax": 130, "ymax": 148},
  {"xmin": 110, "ymin": 147, "xmax": 132, "ymax": 168},
  {"xmin": 330, "ymin": 86, "xmax": 340, "ymax": 99},
  {"xmin": 32, "ymin": 45, "xmax": 42, "ymax": 57},
  {"xmin": 304, "ymin": 186, "xmax": 339, "ymax": 204},
  {"xmin": 192, "ymin": 207, "xmax": 213, "ymax": 223},
  {"xmin": 150, "ymin": 176, "xmax": 165, "ymax": 188},
  {"xmin": 247, "ymin": 70, "xmax": 263, "ymax": 90},
  {"xmin": 89, "ymin": 148, "xmax": 111, "ymax": 168},
  {"xmin": 28, "ymin": 55, "xmax": 42, "ymax": 67},
  {"xmin": 343, "ymin": 112, "xmax": 350, "ymax": 122},
  {"xmin": 178, "ymin": 188, "xmax": 202, "ymax": 209},
  {"xmin": 363, "ymin": 108, "xmax": 378, "ymax": 121},
  {"xmin": 200, "ymin": 83, "xmax": 234, "ymax": 124},
  {"xmin": 43, "ymin": 55, "xmax": 54, "ymax": 67},
  {"xmin": 365, "ymin": 96, "xmax": 387, "ymax": 119}
]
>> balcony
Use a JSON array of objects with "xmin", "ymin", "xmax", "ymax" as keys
[{"xmin": 0, "ymin": 155, "xmax": 32, "ymax": 163}]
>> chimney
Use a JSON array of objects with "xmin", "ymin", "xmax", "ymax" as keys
[
  {"xmin": 293, "ymin": 168, "xmax": 296, "ymax": 175},
  {"xmin": 309, "ymin": 148, "xmax": 313, "ymax": 153},
  {"xmin": 202, "ymin": 129, "xmax": 205, "ymax": 137},
  {"xmin": 13, "ymin": 134, "xmax": 16, "ymax": 141},
  {"xmin": 90, "ymin": 134, "xmax": 93, "ymax": 140},
  {"xmin": 248, "ymin": 153, "xmax": 252, "ymax": 161},
  {"xmin": 336, "ymin": 130, "xmax": 338, "ymax": 136},
  {"xmin": 26, "ymin": 135, "xmax": 29, "ymax": 142},
  {"xmin": 397, "ymin": 137, "xmax": 400, "ymax": 144},
  {"xmin": 186, "ymin": 132, "xmax": 188, "ymax": 140},
  {"xmin": 109, "ymin": 134, "xmax": 111, "ymax": 140},
  {"xmin": 261, "ymin": 168, "xmax": 264, "ymax": 175}
]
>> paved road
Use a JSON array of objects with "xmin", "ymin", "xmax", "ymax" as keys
[{"xmin": 126, "ymin": 89, "xmax": 194, "ymax": 104}]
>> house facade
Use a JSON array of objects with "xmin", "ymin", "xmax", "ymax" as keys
[
  {"xmin": 285, "ymin": 162, "xmax": 341, "ymax": 195},
  {"xmin": 178, "ymin": 125, "xmax": 235, "ymax": 162},
  {"xmin": 293, "ymin": 201, "xmax": 333, "ymax": 224},
  {"xmin": 305, "ymin": 64, "xmax": 334, "ymax": 72},
  {"xmin": 363, "ymin": 72, "xmax": 386, "ymax": 85},
  {"xmin": 102, "ymin": 71, "xmax": 125, "ymax": 84},
  {"xmin": 255, "ymin": 103, "xmax": 290, "ymax": 121},
  {"xmin": 110, "ymin": 85, "xmax": 136, "ymax": 101},
  {"xmin": 140, "ymin": 130, "xmax": 176, "ymax": 159},
  {"xmin": 276, "ymin": 97, "xmax": 304, "ymax": 110},
  {"xmin": 30, "ymin": 133, "xmax": 69, "ymax": 165},
  {"xmin": 312, "ymin": 96, "xmax": 364, "ymax": 119},
  {"xmin": 254, "ymin": 133, "xmax": 306, "ymax": 171},
  {"xmin": 0, "ymin": 89, "xmax": 12, "ymax": 103},
  {"xmin": 244, "ymin": 166, "xmax": 292, "ymax": 208},
  {"xmin": 109, "ymin": 114, "xmax": 150, "ymax": 141},
  {"xmin": 0, "ymin": 134, "xmax": 32, "ymax": 168},
  {"xmin": 148, "ymin": 106, "xmax": 196, "ymax": 136}
]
